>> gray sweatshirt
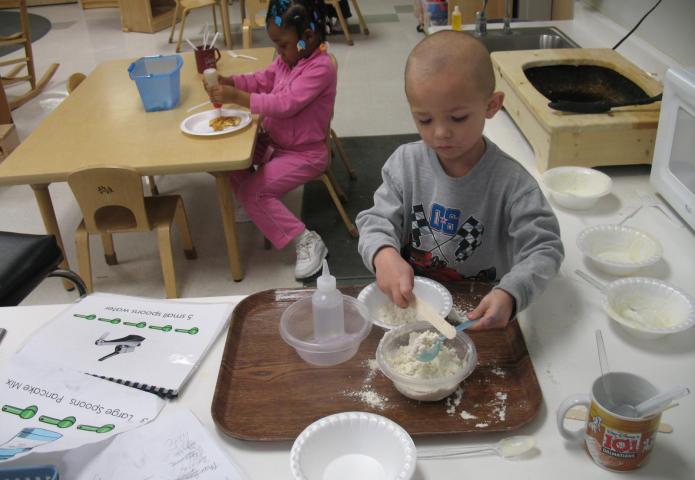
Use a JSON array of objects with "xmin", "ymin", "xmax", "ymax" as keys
[{"xmin": 356, "ymin": 139, "xmax": 564, "ymax": 313}]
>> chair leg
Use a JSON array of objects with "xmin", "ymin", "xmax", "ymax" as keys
[
  {"xmin": 320, "ymin": 174, "xmax": 358, "ymax": 237},
  {"xmin": 326, "ymin": 166, "xmax": 347, "ymax": 203},
  {"xmin": 174, "ymin": 198, "xmax": 197, "ymax": 259},
  {"xmin": 263, "ymin": 237, "xmax": 272, "ymax": 250},
  {"xmin": 332, "ymin": 4, "xmax": 354, "ymax": 45},
  {"xmin": 169, "ymin": 2, "xmax": 182, "ymax": 44},
  {"xmin": 212, "ymin": 4, "xmax": 218, "ymax": 34},
  {"xmin": 242, "ymin": 19, "xmax": 252, "ymax": 49},
  {"xmin": 156, "ymin": 226, "xmax": 178, "ymax": 299},
  {"xmin": 101, "ymin": 234, "xmax": 118, "ymax": 265},
  {"xmin": 349, "ymin": 0, "xmax": 370, "ymax": 35},
  {"xmin": 176, "ymin": 9, "xmax": 190, "ymax": 53},
  {"xmin": 331, "ymin": 129, "xmax": 357, "ymax": 179},
  {"xmin": 147, "ymin": 176, "xmax": 159, "ymax": 196},
  {"xmin": 75, "ymin": 225, "xmax": 94, "ymax": 293}
]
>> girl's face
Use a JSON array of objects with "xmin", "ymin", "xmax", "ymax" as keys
[{"xmin": 267, "ymin": 22, "xmax": 303, "ymax": 67}]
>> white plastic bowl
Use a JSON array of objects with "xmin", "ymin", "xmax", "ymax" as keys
[
  {"xmin": 357, "ymin": 277, "xmax": 452, "ymax": 330},
  {"xmin": 290, "ymin": 411, "xmax": 416, "ymax": 480},
  {"xmin": 602, "ymin": 277, "xmax": 695, "ymax": 339},
  {"xmin": 376, "ymin": 322, "xmax": 477, "ymax": 401},
  {"xmin": 577, "ymin": 225, "xmax": 663, "ymax": 276},
  {"xmin": 542, "ymin": 166, "xmax": 612, "ymax": 210}
]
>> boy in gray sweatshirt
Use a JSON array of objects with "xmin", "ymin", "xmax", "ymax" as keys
[{"xmin": 356, "ymin": 31, "xmax": 564, "ymax": 330}]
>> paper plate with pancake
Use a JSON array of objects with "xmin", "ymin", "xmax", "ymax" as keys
[{"xmin": 180, "ymin": 108, "xmax": 252, "ymax": 136}]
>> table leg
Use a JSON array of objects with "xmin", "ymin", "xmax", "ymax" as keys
[
  {"xmin": 220, "ymin": 0, "xmax": 233, "ymax": 50},
  {"xmin": 212, "ymin": 172, "xmax": 243, "ymax": 281},
  {"xmin": 30, "ymin": 183, "xmax": 74, "ymax": 291}
]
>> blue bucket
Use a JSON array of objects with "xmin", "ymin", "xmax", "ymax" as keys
[{"xmin": 128, "ymin": 54, "xmax": 183, "ymax": 112}]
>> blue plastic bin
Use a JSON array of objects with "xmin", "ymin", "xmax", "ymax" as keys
[
  {"xmin": 128, "ymin": 54, "xmax": 183, "ymax": 112},
  {"xmin": 0, "ymin": 464, "xmax": 59, "ymax": 480}
]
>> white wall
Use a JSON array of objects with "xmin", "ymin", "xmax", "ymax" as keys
[{"xmin": 580, "ymin": 0, "xmax": 695, "ymax": 66}]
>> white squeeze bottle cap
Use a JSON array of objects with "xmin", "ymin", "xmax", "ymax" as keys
[
  {"xmin": 317, "ymin": 259, "xmax": 336, "ymax": 291},
  {"xmin": 312, "ymin": 259, "xmax": 345, "ymax": 340}
]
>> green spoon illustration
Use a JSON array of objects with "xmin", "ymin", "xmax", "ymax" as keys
[
  {"xmin": 74, "ymin": 313, "xmax": 96, "ymax": 320},
  {"xmin": 98, "ymin": 317, "xmax": 121, "ymax": 324},
  {"xmin": 78, "ymin": 423, "xmax": 115, "ymax": 433},
  {"xmin": 40, "ymin": 415, "xmax": 76, "ymax": 428},
  {"xmin": 2, "ymin": 404, "xmax": 38, "ymax": 420},
  {"xmin": 175, "ymin": 327, "xmax": 199, "ymax": 335},
  {"xmin": 124, "ymin": 321, "xmax": 147, "ymax": 328},
  {"xmin": 149, "ymin": 324, "xmax": 173, "ymax": 332}
]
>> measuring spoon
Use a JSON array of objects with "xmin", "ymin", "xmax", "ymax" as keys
[{"xmin": 417, "ymin": 435, "xmax": 536, "ymax": 460}]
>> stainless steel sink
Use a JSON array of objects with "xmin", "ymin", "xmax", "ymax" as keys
[{"xmin": 474, "ymin": 26, "xmax": 579, "ymax": 52}]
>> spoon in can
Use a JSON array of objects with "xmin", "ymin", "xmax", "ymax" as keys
[{"xmin": 417, "ymin": 435, "xmax": 536, "ymax": 460}]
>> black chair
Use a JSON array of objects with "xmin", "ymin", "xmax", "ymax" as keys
[{"xmin": 0, "ymin": 231, "xmax": 87, "ymax": 307}]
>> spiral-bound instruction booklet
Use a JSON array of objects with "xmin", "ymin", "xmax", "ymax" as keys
[{"xmin": 18, "ymin": 293, "xmax": 234, "ymax": 398}]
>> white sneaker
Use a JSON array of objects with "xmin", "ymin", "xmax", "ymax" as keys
[
  {"xmin": 235, "ymin": 204, "xmax": 252, "ymax": 223},
  {"xmin": 294, "ymin": 230, "xmax": 328, "ymax": 279}
]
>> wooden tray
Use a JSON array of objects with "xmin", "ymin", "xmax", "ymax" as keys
[{"xmin": 212, "ymin": 283, "xmax": 542, "ymax": 441}]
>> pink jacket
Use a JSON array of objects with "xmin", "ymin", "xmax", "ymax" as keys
[{"xmin": 232, "ymin": 49, "xmax": 337, "ymax": 151}]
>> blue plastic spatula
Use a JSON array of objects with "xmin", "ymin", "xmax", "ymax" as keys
[{"xmin": 415, "ymin": 317, "xmax": 480, "ymax": 362}]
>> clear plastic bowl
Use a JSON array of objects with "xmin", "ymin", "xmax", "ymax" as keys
[
  {"xmin": 357, "ymin": 277, "xmax": 453, "ymax": 330},
  {"xmin": 290, "ymin": 411, "xmax": 416, "ymax": 480},
  {"xmin": 376, "ymin": 322, "xmax": 477, "ymax": 401},
  {"xmin": 577, "ymin": 224, "xmax": 662, "ymax": 276},
  {"xmin": 280, "ymin": 296, "xmax": 371, "ymax": 366},
  {"xmin": 542, "ymin": 166, "xmax": 612, "ymax": 210},
  {"xmin": 602, "ymin": 277, "xmax": 695, "ymax": 339}
]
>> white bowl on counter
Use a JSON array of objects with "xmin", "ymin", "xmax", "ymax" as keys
[
  {"xmin": 602, "ymin": 277, "xmax": 695, "ymax": 339},
  {"xmin": 542, "ymin": 166, "xmax": 612, "ymax": 210},
  {"xmin": 577, "ymin": 225, "xmax": 663, "ymax": 276},
  {"xmin": 357, "ymin": 277, "xmax": 452, "ymax": 330},
  {"xmin": 290, "ymin": 412, "xmax": 416, "ymax": 480}
]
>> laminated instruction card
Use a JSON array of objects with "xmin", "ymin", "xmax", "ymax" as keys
[
  {"xmin": 0, "ymin": 355, "xmax": 165, "ymax": 462},
  {"xmin": 17, "ymin": 293, "xmax": 234, "ymax": 398}
]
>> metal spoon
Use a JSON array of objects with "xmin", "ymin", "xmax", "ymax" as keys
[
  {"xmin": 415, "ymin": 317, "xmax": 480, "ymax": 362},
  {"xmin": 418, "ymin": 435, "xmax": 536, "ymax": 460}
]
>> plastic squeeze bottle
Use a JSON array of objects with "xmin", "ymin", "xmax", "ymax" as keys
[
  {"xmin": 451, "ymin": 5, "xmax": 462, "ymax": 31},
  {"xmin": 312, "ymin": 259, "xmax": 345, "ymax": 341},
  {"xmin": 203, "ymin": 67, "xmax": 222, "ymax": 111}
]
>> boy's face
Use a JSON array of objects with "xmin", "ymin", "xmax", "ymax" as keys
[{"xmin": 407, "ymin": 70, "xmax": 503, "ymax": 168}]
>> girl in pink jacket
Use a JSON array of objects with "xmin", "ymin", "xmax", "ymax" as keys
[{"xmin": 206, "ymin": 0, "xmax": 336, "ymax": 279}]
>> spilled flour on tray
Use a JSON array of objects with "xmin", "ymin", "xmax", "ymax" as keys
[
  {"xmin": 445, "ymin": 387, "xmax": 464, "ymax": 415},
  {"xmin": 489, "ymin": 391, "xmax": 508, "ymax": 422},
  {"xmin": 343, "ymin": 359, "xmax": 389, "ymax": 410}
]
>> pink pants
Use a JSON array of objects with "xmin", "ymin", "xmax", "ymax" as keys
[{"xmin": 230, "ymin": 136, "xmax": 328, "ymax": 249}]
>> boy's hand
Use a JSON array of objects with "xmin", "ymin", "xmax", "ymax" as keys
[
  {"xmin": 373, "ymin": 247, "xmax": 414, "ymax": 308},
  {"xmin": 467, "ymin": 288, "xmax": 515, "ymax": 330}
]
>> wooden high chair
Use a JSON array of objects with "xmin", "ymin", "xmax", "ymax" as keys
[
  {"xmin": 169, "ymin": 0, "xmax": 226, "ymax": 53},
  {"xmin": 326, "ymin": 0, "xmax": 369, "ymax": 46},
  {"xmin": 0, "ymin": 0, "xmax": 59, "ymax": 110},
  {"xmin": 68, "ymin": 166, "xmax": 197, "ymax": 298}
]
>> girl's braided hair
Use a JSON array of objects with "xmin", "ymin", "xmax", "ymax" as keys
[{"xmin": 266, "ymin": 0, "xmax": 328, "ymax": 43}]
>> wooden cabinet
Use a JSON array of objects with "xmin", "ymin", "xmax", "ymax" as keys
[{"xmin": 119, "ymin": 0, "xmax": 177, "ymax": 33}]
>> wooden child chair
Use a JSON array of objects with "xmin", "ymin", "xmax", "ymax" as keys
[
  {"xmin": 241, "ymin": 0, "xmax": 269, "ymax": 49},
  {"xmin": 68, "ymin": 166, "xmax": 197, "ymax": 298},
  {"xmin": 0, "ymin": 0, "xmax": 59, "ymax": 110},
  {"xmin": 169, "ymin": 0, "xmax": 224, "ymax": 53}
]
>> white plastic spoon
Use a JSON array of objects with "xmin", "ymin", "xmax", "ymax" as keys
[
  {"xmin": 633, "ymin": 385, "xmax": 690, "ymax": 418},
  {"xmin": 417, "ymin": 435, "xmax": 536, "ymax": 460}
]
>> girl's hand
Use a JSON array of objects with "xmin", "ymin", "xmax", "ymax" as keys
[
  {"xmin": 373, "ymin": 247, "xmax": 414, "ymax": 308},
  {"xmin": 219, "ymin": 75, "xmax": 235, "ymax": 87},
  {"xmin": 205, "ymin": 84, "xmax": 236, "ymax": 105},
  {"xmin": 466, "ymin": 288, "xmax": 515, "ymax": 330}
]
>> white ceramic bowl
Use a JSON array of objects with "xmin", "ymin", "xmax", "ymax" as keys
[
  {"xmin": 577, "ymin": 225, "xmax": 663, "ymax": 276},
  {"xmin": 290, "ymin": 412, "xmax": 416, "ymax": 480},
  {"xmin": 376, "ymin": 322, "xmax": 477, "ymax": 401},
  {"xmin": 357, "ymin": 277, "xmax": 452, "ymax": 330},
  {"xmin": 602, "ymin": 277, "xmax": 695, "ymax": 339},
  {"xmin": 542, "ymin": 166, "xmax": 612, "ymax": 210}
]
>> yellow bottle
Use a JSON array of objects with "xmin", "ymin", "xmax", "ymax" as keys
[{"xmin": 451, "ymin": 5, "xmax": 462, "ymax": 31}]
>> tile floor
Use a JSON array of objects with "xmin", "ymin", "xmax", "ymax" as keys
[{"xmin": 1, "ymin": 1, "xmax": 438, "ymax": 304}]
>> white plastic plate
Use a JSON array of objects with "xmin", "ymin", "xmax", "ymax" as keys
[{"xmin": 180, "ymin": 108, "xmax": 252, "ymax": 136}]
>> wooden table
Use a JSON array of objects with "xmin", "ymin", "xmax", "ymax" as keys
[{"xmin": 0, "ymin": 47, "xmax": 275, "ymax": 282}]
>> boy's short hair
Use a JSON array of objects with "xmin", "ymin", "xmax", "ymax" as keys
[{"xmin": 405, "ymin": 31, "xmax": 496, "ymax": 97}]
